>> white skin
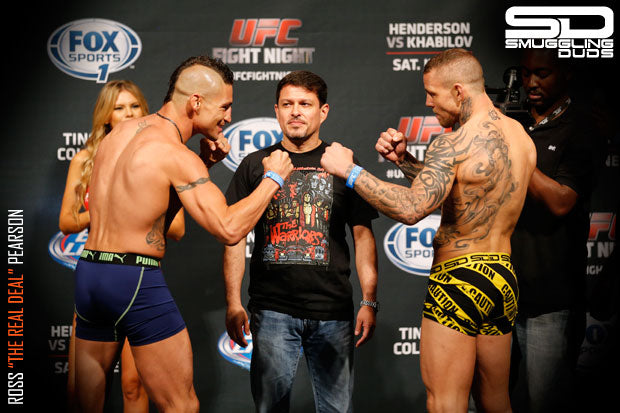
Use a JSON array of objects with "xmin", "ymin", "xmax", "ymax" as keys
[
  {"xmin": 320, "ymin": 65, "xmax": 536, "ymax": 412},
  {"xmin": 75, "ymin": 65, "xmax": 293, "ymax": 413}
]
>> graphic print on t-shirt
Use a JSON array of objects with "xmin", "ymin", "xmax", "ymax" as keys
[{"xmin": 262, "ymin": 167, "xmax": 332, "ymax": 265}]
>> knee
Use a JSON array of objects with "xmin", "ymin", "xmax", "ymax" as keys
[
  {"xmin": 426, "ymin": 390, "xmax": 469, "ymax": 413},
  {"xmin": 154, "ymin": 389, "xmax": 199, "ymax": 413},
  {"xmin": 121, "ymin": 374, "xmax": 145, "ymax": 402}
]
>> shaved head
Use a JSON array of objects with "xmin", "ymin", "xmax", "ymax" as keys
[
  {"xmin": 164, "ymin": 55, "xmax": 233, "ymax": 103},
  {"xmin": 172, "ymin": 65, "xmax": 224, "ymax": 105},
  {"xmin": 424, "ymin": 48, "xmax": 485, "ymax": 92}
]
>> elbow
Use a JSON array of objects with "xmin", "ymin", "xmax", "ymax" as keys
[
  {"xmin": 217, "ymin": 225, "xmax": 247, "ymax": 246},
  {"xmin": 167, "ymin": 228, "xmax": 185, "ymax": 242},
  {"xmin": 58, "ymin": 218, "xmax": 74, "ymax": 235},
  {"xmin": 549, "ymin": 203, "xmax": 573, "ymax": 217}
]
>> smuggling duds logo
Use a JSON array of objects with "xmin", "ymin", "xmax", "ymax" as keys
[{"xmin": 48, "ymin": 18, "xmax": 142, "ymax": 83}]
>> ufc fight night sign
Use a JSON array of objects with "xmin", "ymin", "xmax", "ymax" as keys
[{"xmin": 504, "ymin": 6, "xmax": 614, "ymax": 58}]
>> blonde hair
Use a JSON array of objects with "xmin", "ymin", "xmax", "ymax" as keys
[
  {"xmin": 72, "ymin": 80, "xmax": 149, "ymax": 222},
  {"xmin": 424, "ymin": 48, "xmax": 485, "ymax": 92}
]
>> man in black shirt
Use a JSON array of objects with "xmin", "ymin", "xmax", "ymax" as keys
[
  {"xmin": 223, "ymin": 71, "xmax": 378, "ymax": 413},
  {"xmin": 510, "ymin": 49, "xmax": 596, "ymax": 412}
]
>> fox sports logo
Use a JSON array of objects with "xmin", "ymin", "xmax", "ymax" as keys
[
  {"xmin": 384, "ymin": 214, "xmax": 440, "ymax": 276},
  {"xmin": 48, "ymin": 229, "xmax": 88, "ymax": 270},
  {"xmin": 48, "ymin": 18, "xmax": 142, "ymax": 83},
  {"xmin": 217, "ymin": 331, "xmax": 253, "ymax": 371},
  {"xmin": 222, "ymin": 118, "xmax": 283, "ymax": 171}
]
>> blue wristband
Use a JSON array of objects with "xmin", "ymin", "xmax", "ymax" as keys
[
  {"xmin": 346, "ymin": 165, "xmax": 364, "ymax": 188},
  {"xmin": 263, "ymin": 170, "xmax": 284, "ymax": 188}
]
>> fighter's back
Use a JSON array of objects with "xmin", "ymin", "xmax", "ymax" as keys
[
  {"xmin": 85, "ymin": 114, "xmax": 185, "ymax": 258},
  {"xmin": 432, "ymin": 108, "xmax": 536, "ymax": 262}
]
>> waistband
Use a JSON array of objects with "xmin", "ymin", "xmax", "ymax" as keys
[
  {"xmin": 80, "ymin": 249, "xmax": 161, "ymax": 268},
  {"xmin": 431, "ymin": 252, "xmax": 511, "ymax": 274}
]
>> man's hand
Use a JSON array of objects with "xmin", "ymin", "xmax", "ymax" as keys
[
  {"xmin": 262, "ymin": 150, "xmax": 294, "ymax": 181},
  {"xmin": 320, "ymin": 142, "xmax": 354, "ymax": 179},
  {"xmin": 375, "ymin": 128, "xmax": 407, "ymax": 163},
  {"xmin": 200, "ymin": 136, "xmax": 230, "ymax": 168},
  {"xmin": 225, "ymin": 304, "xmax": 250, "ymax": 347},
  {"xmin": 355, "ymin": 305, "xmax": 376, "ymax": 347}
]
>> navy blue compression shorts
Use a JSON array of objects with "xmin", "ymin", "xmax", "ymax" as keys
[{"xmin": 74, "ymin": 249, "xmax": 186, "ymax": 346}]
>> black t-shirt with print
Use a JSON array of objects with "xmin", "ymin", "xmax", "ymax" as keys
[{"xmin": 225, "ymin": 141, "xmax": 378, "ymax": 320}]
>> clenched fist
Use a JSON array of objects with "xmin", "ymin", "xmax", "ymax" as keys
[
  {"xmin": 320, "ymin": 142, "xmax": 354, "ymax": 179},
  {"xmin": 200, "ymin": 136, "xmax": 230, "ymax": 168},
  {"xmin": 262, "ymin": 149, "xmax": 294, "ymax": 181},
  {"xmin": 376, "ymin": 128, "xmax": 407, "ymax": 163}
]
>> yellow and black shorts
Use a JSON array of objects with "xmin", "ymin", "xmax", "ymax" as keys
[{"xmin": 422, "ymin": 252, "xmax": 518, "ymax": 336}]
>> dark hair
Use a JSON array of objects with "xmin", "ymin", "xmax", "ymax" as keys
[
  {"xmin": 276, "ymin": 70, "xmax": 328, "ymax": 106},
  {"xmin": 164, "ymin": 55, "xmax": 234, "ymax": 103}
]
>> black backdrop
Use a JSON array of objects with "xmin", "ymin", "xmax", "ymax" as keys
[{"xmin": 4, "ymin": 1, "xmax": 618, "ymax": 411}]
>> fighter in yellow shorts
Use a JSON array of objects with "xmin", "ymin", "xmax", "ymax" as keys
[{"xmin": 423, "ymin": 252, "xmax": 518, "ymax": 336}]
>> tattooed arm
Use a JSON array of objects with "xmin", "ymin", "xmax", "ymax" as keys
[
  {"xmin": 322, "ymin": 131, "xmax": 469, "ymax": 225},
  {"xmin": 375, "ymin": 128, "xmax": 423, "ymax": 183},
  {"xmin": 395, "ymin": 151, "xmax": 424, "ymax": 183}
]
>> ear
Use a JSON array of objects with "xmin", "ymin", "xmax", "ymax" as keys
[
  {"xmin": 319, "ymin": 103, "xmax": 330, "ymax": 124},
  {"xmin": 190, "ymin": 94, "xmax": 202, "ymax": 113},
  {"xmin": 452, "ymin": 83, "xmax": 466, "ymax": 104}
]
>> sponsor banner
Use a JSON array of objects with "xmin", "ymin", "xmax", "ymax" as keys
[
  {"xmin": 386, "ymin": 21, "xmax": 474, "ymax": 71},
  {"xmin": 380, "ymin": 115, "xmax": 451, "ymax": 180},
  {"xmin": 217, "ymin": 331, "xmax": 253, "ymax": 371},
  {"xmin": 505, "ymin": 6, "xmax": 614, "ymax": 58},
  {"xmin": 383, "ymin": 214, "xmax": 440, "ymax": 276},
  {"xmin": 48, "ymin": 229, "xmax": 88, "ymax": 270},
  {"xmin": 586, "ymin": 212, "xmax": 616, "ymax": 274},
  {"xmin": 222, "ymin": 117, "xmax": 283, "ymax": 171},
  {"xmin": 57, "ymin": 132, "xmax": 89, "ymax": 161},
  {"xmin": 48, "ymin": 18, "xmax": 142, "ymax": 82},
  {"xmin": 393, "ymin": 326, "xmax": 421, "ymax": 356},
  {"xmin": 212, "ymin": 18, "xmax": 315, "ymax": 81}
]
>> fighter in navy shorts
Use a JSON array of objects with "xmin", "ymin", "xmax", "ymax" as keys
[
  {"xmin": 423, "ymin": 252, "xmax": 518, "ymax": 336},
  {"xmin": 74, "ymin": 249, "xmax": 186, "ymax": 345}
]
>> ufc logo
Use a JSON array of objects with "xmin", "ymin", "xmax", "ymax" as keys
[
  {"xmin": 229, "ymin": 19, "xmax": 302, "ymax": 46},
  {"xmin": 505, "ymin": 6, "xmax": 614, "ymax": 39},
  {"xmin": 397, "ymin": 116, "xmax": 452, "ymax": 144},
  {"xmin": 589, "ymin": 212, "xmax": 616, "ymax": 241}
]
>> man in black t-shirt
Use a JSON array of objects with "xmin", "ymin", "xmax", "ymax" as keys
[
  {"xmin": 223, "ymin": 71, "xmax": 378, "ymax": 413},
  {"xmin": 509, "ymin": 49, "xmax": 598, "ymax": 412}
]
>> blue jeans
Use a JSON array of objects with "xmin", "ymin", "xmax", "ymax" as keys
[
  {"xmin": 249, "ymin": 309, "xmax": 354, "ymax": 413},
  {"xmin": 511, "ymin": 310, "xmax": 585, "ymax": 413}
]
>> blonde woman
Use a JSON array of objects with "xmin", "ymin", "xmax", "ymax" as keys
[{"xmin": 59, "ymin": 80, "xmax": 185, "ymax": 412}]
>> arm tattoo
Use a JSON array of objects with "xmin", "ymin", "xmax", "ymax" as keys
[
  {"xmin": 146, "ymin": 213, "xmax": 166, "ymax": 251},
  {"xmin": 396, "ymin": 152, "xmax": 424, "ymax": 183},
  {"xmin": 175, "ymin": 177, "xmax": 211, "ymax": 193},
  {"xmin": 353, "ymin": 129, "xmax": 470, "ymax": 224}
]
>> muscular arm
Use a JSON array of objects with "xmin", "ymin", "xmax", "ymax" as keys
[
  {"xmin": 223, "ymin": 239, "xmax": 250, "ymax": 347},
  {"xmin": 172, "ymin": 150, "xmax": 291, "ymax": 245},
  {"xmin": 395, "ymin": 151, "xmax": 424, "ymax": 184},
  {"xmin": 352, "ymin": 224, "xmax": 378, "ymax": 347},
  {"xmin": 353, "ymin": 132, "xmax": 465, "ymax": 225},
  {"xmin": 527, "ymin": 167, "xmax": 578, "ymax": 216}
]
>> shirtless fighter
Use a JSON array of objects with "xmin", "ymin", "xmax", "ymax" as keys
[
  {"xmin": 320, "ymin": 48, "xmax": 536, "ymax": 412},
  {"xmin": 74, "ymin": 55, "xmax": 292, "ymax": 413}
]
